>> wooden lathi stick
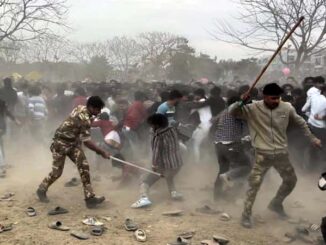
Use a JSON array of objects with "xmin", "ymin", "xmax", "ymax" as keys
[{"xmin": 246, "ymin": 16, "xmax": 304, "ymax": 95}]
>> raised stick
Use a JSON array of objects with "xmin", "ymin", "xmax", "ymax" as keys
[{"xmin": 247, "ymin": 16, "xmax": 305, "ymax": 94}]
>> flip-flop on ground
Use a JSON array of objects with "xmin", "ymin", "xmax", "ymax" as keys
[{"xmin": 48, "ymin": 221, "xmax": 70, "ymax": 231}]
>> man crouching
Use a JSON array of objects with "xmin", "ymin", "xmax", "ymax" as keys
[{"xmin": 36, "ymin": 96, "xmax": 111, "ymax": 208}]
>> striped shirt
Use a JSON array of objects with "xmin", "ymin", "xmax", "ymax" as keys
[
  {"xmin": 28, "ymin": 96, "xmax": 48, "ymax": 120},
  {"xmin": 151, "ymin": 127, "xmax": 183, "ymax": 170}
]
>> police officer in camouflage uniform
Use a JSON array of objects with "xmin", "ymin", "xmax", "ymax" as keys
[
  {"xmin": 229, "ymin": 83, "xmax": 322, "ymax": 228},
  {"xmin": 36, "ymin": 96, "xmax": 111, "ymax": 208}
]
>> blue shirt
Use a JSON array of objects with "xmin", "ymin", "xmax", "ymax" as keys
[{"xmin": 157, "ymin": 102, "xmax": 176, "ymax": 125}]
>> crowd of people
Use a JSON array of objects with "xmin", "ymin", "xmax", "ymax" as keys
[{"xmin": 0, "ymin": 75, "xmax": 325, "ymax": 230}]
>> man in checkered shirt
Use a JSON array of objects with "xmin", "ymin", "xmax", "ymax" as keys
[{"xmin": 213, "ymin": 93, "xmax": 251, "ymax": 200}]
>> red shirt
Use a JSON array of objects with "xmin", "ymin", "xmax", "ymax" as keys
[
  {"xmin": 124, "ymin": 101, "xmax": 147, "ymax": 129},
  {"xmin": 91, "ymin": 120, "xmax": 115, "ymax": 136}
]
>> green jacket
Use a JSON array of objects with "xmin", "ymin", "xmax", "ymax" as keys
[{"xmin": 229, "ymin": 100, "xmax": 316, "ymax": 154}]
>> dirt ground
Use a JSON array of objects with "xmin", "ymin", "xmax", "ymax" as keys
[{"xmin": 0, "ymin": 139, "xmax": 325, "ymax": 245}]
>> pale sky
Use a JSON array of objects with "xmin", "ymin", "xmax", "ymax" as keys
[{"xmin": 67, "ymin": 0, "xmax": 251, "ymax": 60}]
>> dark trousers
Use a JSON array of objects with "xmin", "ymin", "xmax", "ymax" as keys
[
  {"xmin": 308, "ymin": 125, "xmax": 326, "ymax": 171},
  {"xmin": 321, "ymin": 216, "xmax": 326, "ymax": 242},
  {"xmin": 214, "ymin": 142, "xmax": 251, "ymax": 197}
]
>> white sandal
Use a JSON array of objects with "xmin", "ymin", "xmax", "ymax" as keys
[{"xmin": 134, "ymin": 229, "xmax": 147, "ymax": 242}]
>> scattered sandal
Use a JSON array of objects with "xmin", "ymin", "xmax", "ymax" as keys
[
  {"xmin": 162, "ymin": 210, "xmax": 184, "ymax": 217},
  {"xmin": 196, "ymin": 205, "xmax": 221, "ymax": 215},
  {"xmin": 0, "ymin": 224, "xmax": 13, "ymax": 233},
  {"xmin": 134, "ymin": 229, "xmax": 147, "ymax": 242},
  {"xmin": 125, "ymin": 218, "xmax": 138, "ymax": 231},
  {"xmin": 167, "ymin": 236, "xmax": 190, "ymax": 245},
  {"xmin": 101, "ymin": 216, "xmax": 112, "ymax": 222},
  {"xmin": 70, "ymin": 230, "xmax": 89, "ymax": 240},
  {"xmin": 201, "ymin": 239, "xmax": 219, "ymax": 245},
  {"xmin": 82, "ymin": 217, "xmax": 103, "ymax": 226},
  {"xmin": 26, "ymin": 207, "xmax": 36, "ymax": 217},
  {"xmin": 0, "ymin": 192, "xmax": 14, "ymax": 201},
  {"xmin": 178, "ymin": 231, "xmax": 196, "ymax": 239},
  {"xmin": 90, "ymin": 226, "xmax": 104, "ymax": 236},
  {"xmin": 219, "ymin": 213, "xmax": 231, "ymax": 221},
  {"xmin": 48, "ymin": 221, "xmax": 70, "ymax": 231},
  {"xmin": 48, "ymin": 206, "xmax": 69, "ymax": 215},
  {"xmin": 213, "ymin": 235, "xmax": 229, "ymax": 245}
]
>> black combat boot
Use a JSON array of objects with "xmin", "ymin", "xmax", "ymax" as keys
[
  {"xmin": 36, "ymin": 188, "xmax": 49, "ymax": 203},
  {"xmin": 268, "ymin": 200, "xmax": 288, "ymax": 219},
  {"xmin": 241, "ymin": 214, "xmax": 253, "ymax": 229},
  {"xmin": 85, "ymin": 196, "xmax": 105, "ymax": 208}
]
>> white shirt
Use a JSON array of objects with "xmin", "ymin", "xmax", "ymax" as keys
[
  {"xmin": 302, "ymin": 87, "xmax": 321, "ymax": 116},
  {"xmin": 307, "ymin": 93, "xmax": 326, "ymax": 128},
  {"xmin": 307, "ymin": 86, "xmax": 320, "ymax": 97},
  {"xmin": 104, "ymin": 130, "xmax": 121, "ymax": 144},
  {"xmin": 196, "ymin": 98, "xmax": 212, "ymax": 126}
]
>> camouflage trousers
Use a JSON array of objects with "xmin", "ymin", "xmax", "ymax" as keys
[
  {"xmin": 39, "ymin": 140, "xmax": 95, "ymax": 199},
  {"xmin": 242, "ymin": 152, "xmax": 297, "ymax": 218}
]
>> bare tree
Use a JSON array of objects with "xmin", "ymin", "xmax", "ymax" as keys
[
  {"xmin": 18, "ymin": 35, "xmax": 71, "ymax": 63},
  {"xmin": 108, "ymin": 36, "xmax": 142, "ymax": 81},
  {"xmin": 0, "ymin": 0, "xmax": 68, "ymax": 42},
  {"xmin": 0, "ymin": 40, "xmax": 22, "ymax": 63},
  {"xmin": 137, "ymin": 32, "xmax": 189, "ymax": 79},
  {"xmin": 69, "ymin": 41, "xmax": 109, "ymax": 64},
  {"xmin": 212, "ymin": 0, "xmax": 326, "ymax": 72}
]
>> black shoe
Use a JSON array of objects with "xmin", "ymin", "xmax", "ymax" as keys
[
  {"xmin": 241, "ymin": 215, "xmax": 252, "ymax": 229},
  {"xmin": 268, "ymin": 200, "xmax": 288, "ymax": 219},
  {"xmin": 85, "ymin": 196, "xmax": 105, "ymax": 209},
  {"xmin": 36, "ymin": 188, "xmax": 49, "ymax": 203}
]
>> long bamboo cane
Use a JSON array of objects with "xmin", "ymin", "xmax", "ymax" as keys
[
  {"xmin": 110, "ymin": 156, "xmax": 163, "ymax": 177},
  {"xmin": 246, "ymin": 16, "xmax": 304, "ymax": 95}
]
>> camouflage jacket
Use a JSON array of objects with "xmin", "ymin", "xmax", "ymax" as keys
[{"xmin": 53, "ymin": 105, "xmax": 92, "ymax": 144}]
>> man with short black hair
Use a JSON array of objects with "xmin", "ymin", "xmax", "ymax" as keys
[
  {"xmin": 213, "ymin": 94, "xmax": 251, "ymax": 200},
  {"xmin": 0, "ymin": 99, "xmax": 20, "ymax": 177},
  {"xmin": 302, "ymin": 76, "xmax": 325, "ymax": 117},
  {"xmin": 157, "ymin": 90, "xmax": 183, "ymax": 125},
  {"xmin": 305, "ymin": 85, "xmax": 326, "ymax": 169},
  {"xmin": 0, "ymin": 77, "xmax": 18, "ymax": 112},
  {"xmin": 229, "ymin": 83, "xmax": 321, "ymax": 228},
  {"xmin": 36, "ymin": 96, "xmax": 111, "ymax": 208},
  {"xmin": 131, "ymin": 113, "xmax": 183, "ymax": 208}
]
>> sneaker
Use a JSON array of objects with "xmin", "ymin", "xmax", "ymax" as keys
[
  {"xmin": 36, "ymin": 188, "xmax": 49, "ymax": 203},
  {"xmin": 171, "ymin": 191, "xmax": 183, "ymax": 201},
  {"xmin": 268, "ymin": 200, "xmax": 288, "ymax": 219},
  {"xmin": 85, "ymin": 196, "xmax": 105, "ymax": 209},
  {"xmin": 131, "ymin": 197, "xmax": 152, "ymax": 208},
  {"xmin": 241, "ymin": 215, "xmax": 252, "ymax": 229}
]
